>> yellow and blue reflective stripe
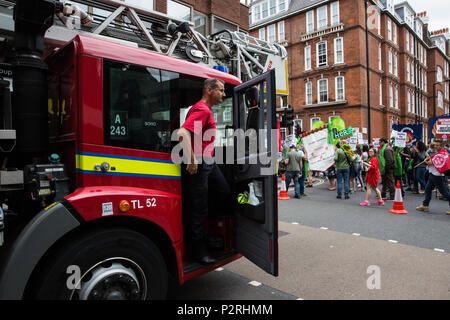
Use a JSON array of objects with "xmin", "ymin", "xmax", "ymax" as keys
[{"xmin": 76, "ymin": 151, "xmax": 181, "ymax": 179}]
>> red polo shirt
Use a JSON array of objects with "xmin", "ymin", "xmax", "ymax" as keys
[{"xmin": 182, "ymin": 101, "xmax": 216, "ymax": 158}]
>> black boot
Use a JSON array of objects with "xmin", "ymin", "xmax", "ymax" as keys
[{"xmin": 192, "ymin": 239, "xmax": 217, "ymax": 265}]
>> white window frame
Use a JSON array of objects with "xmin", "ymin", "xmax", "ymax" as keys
[
  {"xmin": 262, "ymin": 1, "xmax": 268, "ymax": 19},
  {"xmin": 387, "ymin": 18, "xmax": 392, "ymax": 41},
  {"xmin": 394, "ymin": 54, "xmax": 397, "ymax": 77},
  {"xmin": 424, "ymin": 74, "xmax": 427, "ymax": 93},
  {"xmin": 259, "ymin": 27, "xmax": 265, "ymax": 41},
  {"xmin": 318, "ymin": 78, "xmax": 329, "ymax": 103},
  {"xmin": 394, "ymin": 86, "xmax": 398, "ymax": 109},
  {"xmin": 393, "ymin": 23, "xmax": 397, "ymax": 44},
  {"xmin": 406, "ymin": 30, "xmax": 409, "ymax": 52},
  {"xmin": 269, "ymin": 0, "xmax": 277, "ymax": 15},
  {"xmin": 305, "ymin": 81, "xmax": 313, "ymax": 105},
  {"xmin": 334, "ymin": 37, "xmax": 344, "ymax": 64},
  {"xmin": 306, "ymin": 10, "xmax": 314, "ymax": 33},
  {"xmin": 438, "ymin": 90, "xmax": 444, "ymax": 109},
  {"xmin": 379, "ymin": 80, "xmax": 383, "ymax": 106},
  {"xmin": 253, "ymin": 4, "xmax": 261, "ymax": 22},
  {"xmin": 304, "ymin": 45, "xmax": 311, "ymax": 71},
  {"xmin": 317, "ymin": 5, "xmax": 328, "ymax": 30},
  {"xmin": 406, "ymin": 59, "xmax": 410, "ymax": 82},
  {"xmin": 277, "ymin": 21, "xmax": 285, "ymax": 42},
  {"xmin": 317, "ymin": 41, "xmax": 327, "ymax": 67},
  {"xmin": 437, "ymin": 66, "xmax": 443, "ymax": 83},
  {"xmin": 268, "ymin": 24, "xmax": 276, "ymax": 43},
  {"xmin": 389, "ymin": 83, "xmax": 393, "ymax": 108},
  {"xmin": 378, "ymin": 45, "xmax": 382, "ymax": 70},
  {"xmin": 407, "ymin": 90, "xmax": 411, "ymax": 112},
  {"xmin": 411, "ymin": 33, "xmax": 414, "ymax": 53},
  {"xmin": 278, "ymin": 0, "xmax": 287, "ymax": 12},
  {"xmin": 331, "ymin": 1, "xmax": 339, "ymax": 26},
  {"xmin": 388, "ymin": 50, "xmax": 393, "ymax": 74},
  {"xmin": 335, "ymin": 76, "xmax": 345, "ymax": 101}
]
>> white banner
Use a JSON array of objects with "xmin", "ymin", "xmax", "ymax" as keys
[{"xmin": 302, "ymin": 129, "xmax": 335, "ymax": 171}]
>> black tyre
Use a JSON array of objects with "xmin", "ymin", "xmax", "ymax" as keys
[{"xmin": 31, "ymin": 228, "xmax": 168, "ymax": 300}]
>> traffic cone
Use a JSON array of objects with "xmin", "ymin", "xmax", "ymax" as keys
[
  {"xmin": 389, "ymin": 180, "xmax": 408, "ymax": 214},
  {"xmin": 278, "ymin": 174, "xmax": 290, "ymax": 200}
]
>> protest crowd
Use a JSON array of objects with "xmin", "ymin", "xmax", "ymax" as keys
[{"xmin": 281, "ymin": 137, "xmax": 450, "ymax": 216}]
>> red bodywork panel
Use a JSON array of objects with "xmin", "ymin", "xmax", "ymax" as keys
[
  {"xmin": 54, "ymin": 35, "xmax": 242, "ymax": 284},
  {"xmin": 66, "ymin": 186, "xmax": 182, "ymax": 241}
]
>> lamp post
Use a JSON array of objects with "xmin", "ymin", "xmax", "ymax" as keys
[{"xmin": 364, "ymin": 0, "xmax": 372, "ymax": 142}]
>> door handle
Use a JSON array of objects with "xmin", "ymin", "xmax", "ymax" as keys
[{"xmin": 95, "ymin": 162, "xmax": 111, "ymax": 172}]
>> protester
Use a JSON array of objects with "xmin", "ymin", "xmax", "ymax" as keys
[
  {"xmin": 360, "ymin": 148, "xmax": 384, "ymax": 206},
  {"xmin": 349, "ymin": 157, "xmax": 356, "ymax": 194},
  {"xmin": 379, "ymin": 138, "xmax": 396, "ymax": 200},
  {"xmin": 354, "ymin": 148, "xmax": 365, "ymax": 191},
  {"xmin": 297, "ymin": 144, "xmax": 307, "ymax": 197},
  {"xmin": 406, "ymin": 144, "xmax": 416, "ymax": 191},
  {"xmin": 306, "ymin": 168, "xmax": 313, "ymax": 188},
  {"xmin": 284, "ymin": 145, "xmax": 302, "ymax": 199},
  {"xmin": 327, "ymin": 165, "xmax": 337, "ymax": 191},
  {"xmin": 413, "ymin": 141, "xmax": 428, "ymax": 194},
  {"xmin": 334, "ymin": 141, "xmax": 352, "ymax": 199},
  {"xmin": 361, "ymin": 144, "xmax": 369, "ymax": 183},
  {"xmin": 416, "ymin": 140, "xmax": 450, "ymax": 215},
  {"xmin": 399, "ymin": 145, "xmax": 410, "ymax": 187},
  {"xmin": 393, "ymin": 146, "xmax": 405, "ymax": 197}
]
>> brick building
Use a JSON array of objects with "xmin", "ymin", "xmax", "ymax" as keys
[
  {"xmin": 74, "ymin": 0, "xmax": 250, "ymax": 35},
  {"xmin": 249, "ymin": 0, "xmax": 450, "ymax": 143},
  {"xmin": 155, "ymin": 0, "xmax": 250, "ymax": 34}
]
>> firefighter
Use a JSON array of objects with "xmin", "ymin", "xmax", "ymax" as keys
[{"xmin": 177, "ymin": 78, "xmax": 231, "ymax": 265}]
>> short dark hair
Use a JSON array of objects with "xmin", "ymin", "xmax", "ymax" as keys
[
  {"xmin": 203, "ymin": 78, "xmax": 225, "ymax": 95},
  {"xmin": 380, "ymin": 137, "xmax": 388, "ymax": 144}
]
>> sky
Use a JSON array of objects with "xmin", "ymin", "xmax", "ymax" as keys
[{"xmin": 395, "ymin": 0, "xmax": 450, "ymax": 31}]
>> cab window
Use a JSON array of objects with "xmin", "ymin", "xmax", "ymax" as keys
[
  {"xmin": 104, "ymin": 60, "xmax": 235, "ymax": 152},
  {"xmin": 103, "ymin": 60, "xmax": 178, "ymax": 153}
]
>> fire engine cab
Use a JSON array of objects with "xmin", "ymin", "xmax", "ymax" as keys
[{"xmin": 0, "ymin": 0, "xmax": 280, "ymax": 299}]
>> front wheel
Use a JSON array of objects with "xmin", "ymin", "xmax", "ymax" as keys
[{"xmin": 31, "ymin": 228, "xmax": 168, "ymax": 300}]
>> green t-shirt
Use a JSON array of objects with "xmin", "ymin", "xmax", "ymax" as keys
[
  {"xmin": 334, "ymin": 148, "xmax": 350, "ymax": 170},
  {"xmin": 286, "ymin": 150, "xmax": 301, "ymax": 172}
]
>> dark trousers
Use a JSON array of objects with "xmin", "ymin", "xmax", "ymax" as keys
[
  {"xmin": 414, "ymin": 167, "xmax": 427, "ymax": 191},
  {"xmin": 394, "ymin": 175, "xmax": 405, "ymax": 197},
  {"xmin": 285, "ymin": 171, "xmax": 300, "ymax": 197},
  {"xmin": 381, "ymin": 169, "xmax": 395, "ymax": 199},
  {"xmin": 183, "ymin": 162, "xmax": 231, "ymax": 241},
  {"xmin": 423, "ymin": 174, "xmax": 450, "ymax": 207},
  {"xmin": 336, "ymin": 168, "xmax": 350, "ymax": 197}
]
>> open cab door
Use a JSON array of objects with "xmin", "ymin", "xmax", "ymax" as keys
[{"xmin": 232, "ymin": 69, "xmax": 278, "ymax": 276}]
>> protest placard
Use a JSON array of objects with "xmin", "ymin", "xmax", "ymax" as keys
[
  {"xmin": 394, "ymin": 131, "xmax": 407, "ymax": 147},
  {"xmin": 302, "ymin": 129, "xmax": 335, "ymax": 171}
]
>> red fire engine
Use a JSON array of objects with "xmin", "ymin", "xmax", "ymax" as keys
[{"xmin": 0, "ymin": 0, "xmax": 284, "ymax": 299}]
